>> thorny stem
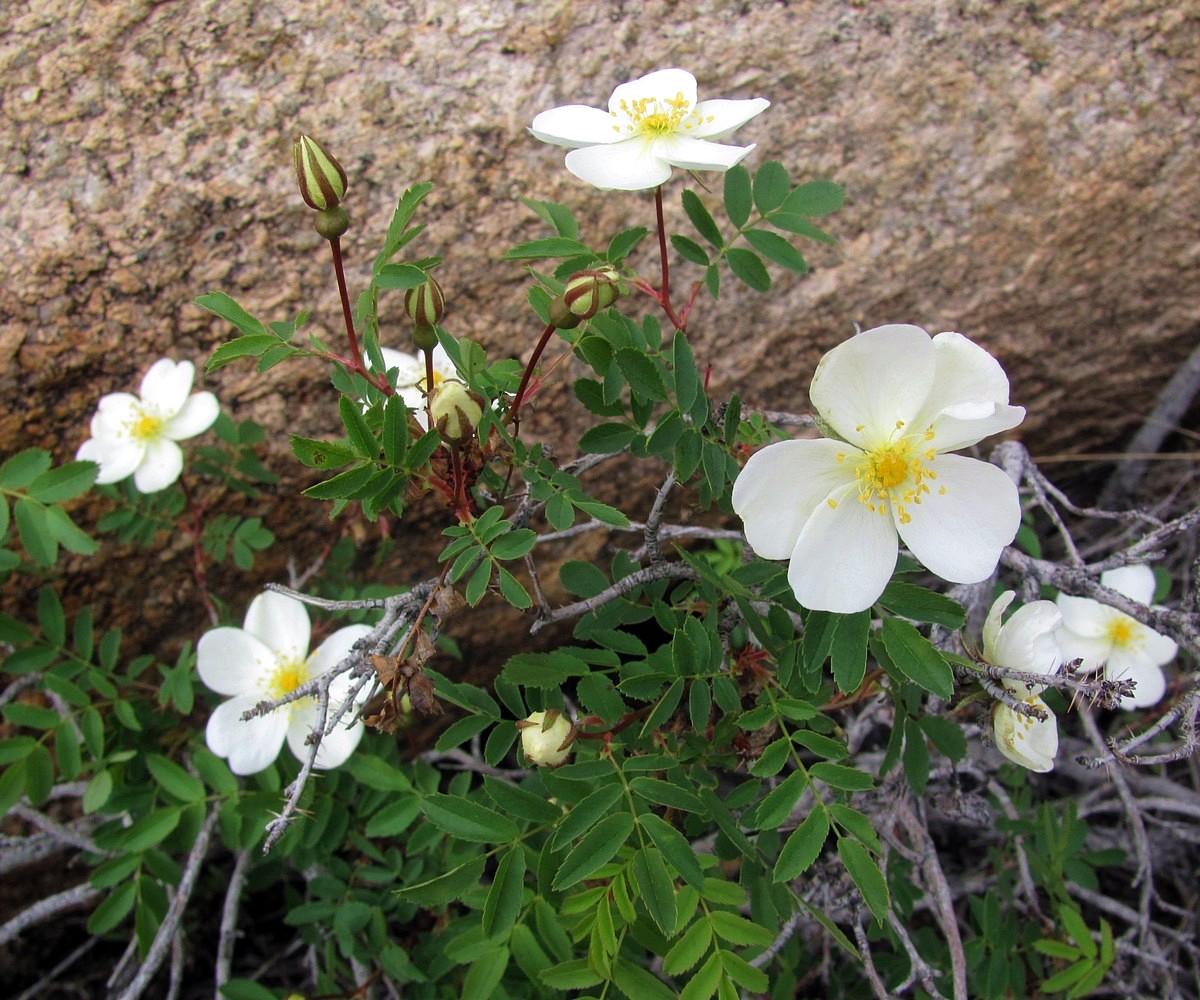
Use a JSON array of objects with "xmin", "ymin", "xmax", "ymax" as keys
[{"xmin": 263, "ymin": 680, "xmax": 331, "ymax": 853}]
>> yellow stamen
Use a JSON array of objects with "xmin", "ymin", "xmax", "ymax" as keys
[
  {"xmin": 128, "ymin": 407, "xmax": 165, "ymax": 442},
  {"xmin": 1105, "ymin": 616, "xmax": 1143, "ymax": 650},
  {"xmin": 265, "ymin": 656, "xmax": 314, "ymax": 717},
  {"xmin": 614, "ymin": 91, "xmax": 710, "ymax": 138},
  {"xmin": 852, "ymin": 425, "xmax": 939, "ymax": 525}
]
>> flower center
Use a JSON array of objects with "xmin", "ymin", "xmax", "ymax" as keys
[
  {"xmin": 128, "ymin": 405, "xmax": 165, "ymax": 443},
  {"xmin": 266, "ymin": 656, "xmax": 311, "ymax": 707},
  {"xmin": 612, "ymin": 91, "xmax": 713, "ymax": 138},
  {"xmin": 841, "ymin": 423, "xmax": 940, "ymax": 524},
  {"xmin": 1105, "ymin": 616, "xmax": 1143, "ymax": 651}
]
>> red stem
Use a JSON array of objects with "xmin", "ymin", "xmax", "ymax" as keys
[
  {"xmin": 328, "ymin": 237, "xmax": 392, "ymax": 395},
  {"xmin": 507, "ymin": 320, "xmax": 557, "ymax": 435},
  {"xmin": 653, "ymin": 186, "xmax": 686, "ymax": 332},
  {"xmin": 178, "ymin": 476, "xmax": 217, "ymax": 625},
  {"xmin": 424, "ymin": 346, "xmax": 436, "ymax": 424}
]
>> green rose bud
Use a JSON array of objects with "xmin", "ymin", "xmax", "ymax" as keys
[
  {"xmin": 562, "ymin": 266, "xmax": 622, "ymax": 320},
  {"xmin": 547, "ymin": 295, "xmax": 582, "ymax": 330},
  {"xmin": 517, "ymin": 710, "xmax": 574, "ymax": 767},
  {"xmin": 293, "ymin": 134, "xmax": 348, "ymax": 211},
  {"xmin": 429, "ymin": 380, "xmax": 484, "ymax": 444},
  {"xmin": 404, "ymin": 275, "xmax": 446, "ymax": 329}
]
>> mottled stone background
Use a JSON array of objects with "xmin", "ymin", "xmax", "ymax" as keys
[{"xmin": 2, "ymin": 0, "xmax": 1197, "ymax": 655}]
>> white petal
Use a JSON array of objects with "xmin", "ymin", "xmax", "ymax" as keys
[
  {"xmin": 244, "ymin": 592, "xmax": 310, "ymax": 663},
  {"xmin": 993, "ymin": 601, "xmax": 1063, "ymax": 678},
  {"xmin": 140, "ymin": 359, "xmax": 194, "ymax": 415},
  {"xmin": 993, "ymin": 699, "xmax": 1057, "ymax": 772},
  {"xmin": 1141, "ymin": 627, "xmax": 1179, "ymax": 667},
  {"xmin": 787, "ymin": 488, "xmax": 900, "ymax": 613},
  {"xmin": 206, "ymin": 695, "xmax": 287, "ymax": 775},
  {"xmin": 564, "ymin": 141, "xmax": 673, "ymax": 191},
  {"xmin": 132, "ymin": 438, "xmax": 184, "ymax": 492},
  {"xmin": 655, "ymin": 134, "xmax": 757, "ymax": 172},
  {"xmin": 309, "ymin": 624, "xmax": 372, "ymax": 676},
  {"xmin": 1105, "ymin": 653, "xmax": 1166, "ymax": 709},
  {"xmin": 809, "ymin": 325, "xmax": 936, "ymax": 449},
  {"xmin": 1054, "ymin": 594, "xmax": 1110, "ymax": 639},
  {"xmin": 982, "ymin": 591, "xmax": 1016, "ymax": 664},
  {"xmin": 732, "ymin": 439, "xmax": 857, "ymax": 560},
  {"xmin": 164, "ymin": 392, "xmax": 219, "ymax": 441},
  {"xmin": 895, "ymin": 454, "xmax": 1020, "ymax": 583},
  {"xmin": 689, "ymin": 98, "xmax": 770, "ymax": 138},
  {"xmin": 1099, "ymin": 564, "xmax": 1156, "ymax": 605},
  {"xmin": 530, "ymin": 105, "xmax": 625, "ymax": 148},
  {"xmin": 197, "ymin": 626, "xmax": 276, "ymax": 696},
  {"xmin": 89, "ymin": 393, "xmax": 140, "ymax": 440},
  {"xmin": 287, "ymin": 711, "xmax": 364, "ymax": 770},
  {"xmin": 77, "ymin": 436, "xmax": 144, "ymax": 484},
  {"xmin": 431, "ymin": 343, "xmax": 455, "ymax": 379},
  {"xmin": 929, "ymin": 404, "xmax": 1026, "ymax": 455},
  {"xmin": 917, "ymin": 329, "xmax": 1029, "ymax": 453},
  {"xmin": 609, "ymin": 69, "xmax": 698, "ymax": 118},
  {"xmin": 379, "ymin": 347, "xmax": 420, "ymax": 385},
  {"xmin": 1055, "ymin": 625, "xmax": 1113, "ymax": 674}
]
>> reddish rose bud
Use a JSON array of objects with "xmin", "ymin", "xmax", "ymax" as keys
[
  {"xmin": 293, "ymin": 134, "xmax": 348, "ymax": 211},
  {"xmin": 404, "ymin": 274, "xmax": 446, "ymax": 329},
  {"xmin": 562, "ymin": 265, "xmax": 622, "ymax": 320}
]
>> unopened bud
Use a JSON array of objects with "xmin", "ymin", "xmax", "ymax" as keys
[
  {"xmin": 562, "ymin": 266, "xmax": 622, "ymax": 321},
  {"xmin": 517, "ymin": 710, "xmax": 574, "ymax": 767},
  {"xmin": 404, "ymin": 275, "xmax": 446, "ymax": 330},
  {"xmin": 548, "ymin": 295, "xmax": 582, "ymax": 330},
  {"xmin": 294, "ymin": 135, "xmax": 349, "ymax": 211},
  {"xmin": 429, "ymin": 380, "xmax": 484, "ymax": 444}
]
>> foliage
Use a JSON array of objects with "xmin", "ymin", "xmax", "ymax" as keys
[{"xmin": 2, "ymin": 116, "xmax": 1198, "ymax": 1000}]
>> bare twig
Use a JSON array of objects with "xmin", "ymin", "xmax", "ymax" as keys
[
  {"xmin": 1077, "ymin": 707, "xmax": 1154, "ymax": 945},
  {"xmin": 851, "ymin": 911, "xmax": 891, "ymax": 1000},
  {"xmin": 114, "ymin": 807, "xmax": 219, "ymax": 1000},
  {"xmin": 263, "ymin": 680, "xmax": 331, "ymax": 853},
  {"xmin": 9, "ymin": 803, "xmax": 107, "ymax": 856},
  {"xmin": 1082, "ymin": 686, "xmax": 1200, "ymax": 768},
  {"xmin": 893, "ymin": 798, "xmax": 968, "ymax": 1000},
  {"xmin": 749, "ymin": 911, "xmax": 802, "ymax": 969},
  {"xmin": 0, "ymin": 881, "xmax": 101, "ymax": 947},
  {"xmin": 13, "ymin": 936, "xmax": 100, "ymax": 1000},
  {"xmin": 1099, "ymin": 337, "xmax": 1200, "ymax": 507},
  {"xmin": 529, "ymin": 563, "xmax": 700, "ymax": 634},
  {"xmin": 638, "ymin": 472, "xmax": 675, "ymax": 564},
  {"xmin": 215, "ymin": 847, "xmax": 253, "ymax": 994}
]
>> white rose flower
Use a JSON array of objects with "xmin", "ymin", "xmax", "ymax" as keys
[
  {"xmin": 984, "ymin": 591, "xmax": 1063, "ymax": 773},
  {"xmin": 1056, "ymin": 565, "xmax": 1177, "ymax": 709},
  {"xmin": 531, "ymin": 68, "xmax": 769, "ymax": 191},
  {"xmin": 198, "ymin": 592, "xmax": 371, "ymax": 775},
  {"xmin": 76, "ymin": 358, "xmax": 219, "ymax": 493},
  {"xmin": 733, "ymin": 325, "xmax": 1026, "ymax": 613},
  {"xmin": 378, "ymin": 344, "xmax": 456, "ymax": 426}
]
